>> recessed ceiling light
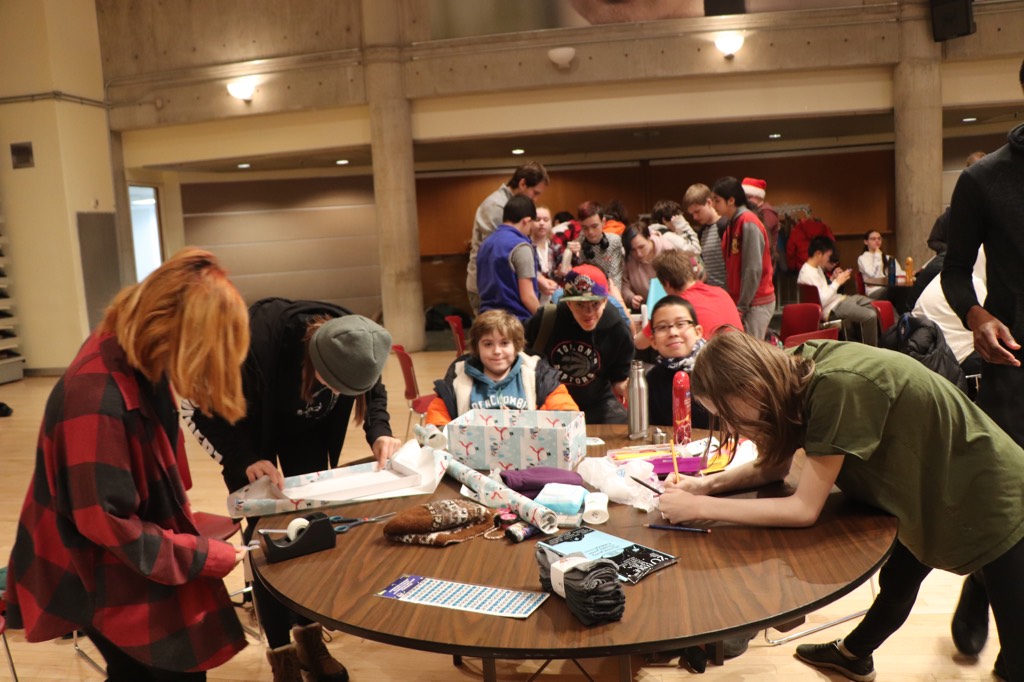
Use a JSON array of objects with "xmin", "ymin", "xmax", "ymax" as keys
[
  {"xmin": 768, "ymin": 133, "xmax": 782, "ymax": 139},
  {"xmin": 237, "ymin": 163, "xmax": 251, "ymax": 169},
  {"xmin": 511, "ymin": 148, "xmax": 525, "ymax": 155},
  {"xmin": 335, "ymin": 159, "xmax": 349, "ymax": 165},
  {"xmin": 961, "ymin": 117, "xmax": 977, "ymax": 123}
]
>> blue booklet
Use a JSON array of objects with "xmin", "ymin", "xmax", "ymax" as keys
[{"xmin": 537, "ymin": 527, "xmax": 676, "ymax": 584}]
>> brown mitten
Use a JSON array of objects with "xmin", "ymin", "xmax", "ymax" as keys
[{"xmin": 383, "ymin": 499, "xmax": 495, "ymax": 546}]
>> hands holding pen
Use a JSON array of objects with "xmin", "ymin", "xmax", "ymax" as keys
[
  {"xmin": 630, "ymin": 474, "xmax": 710, "ymax": 528},
  {"xmin": 657, "ymin": 473, "xmax": 711, "ymax": 526}
]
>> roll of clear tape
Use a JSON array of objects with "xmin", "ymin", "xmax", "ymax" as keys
[
  {"xmin": 286, "ymin": 517, "xmax": 310, "ymax": 542},
  {"xmin": 583, "ymin": 492, "xmax": 610, "ymax": 524}
]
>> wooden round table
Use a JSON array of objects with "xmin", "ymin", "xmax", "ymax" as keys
[{"xmin": 252, "ymin": 425, "xmax": 897, "ymax": 681}]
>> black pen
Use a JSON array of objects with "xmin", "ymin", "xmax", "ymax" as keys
[
  {"xmin": 644, "ymin": 523, "xmax": 711, "ymax": 534},
  {"xmin": 629, "ymin": 475, "xmax": 663, "ymax": 495}
]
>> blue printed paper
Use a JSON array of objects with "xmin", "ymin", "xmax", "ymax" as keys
[{"xmin": 377, "ymin": 575, "xmax": 549, "ymax": 618}]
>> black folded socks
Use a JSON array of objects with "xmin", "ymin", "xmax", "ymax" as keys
[{"xmin": 535, "ymin": 547, "xmax": 626, "ymax": 626}]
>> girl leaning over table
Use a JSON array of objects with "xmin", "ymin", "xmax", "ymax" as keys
[
  {"xmin": 659, "ymin": 332, "xmax": 1024, "ymax": 682},
  {"xmin": 6, "ymin": 248, "xmax": 249, "ymax": 681},
  {"xmin": 184, "ymin": 297, "xmax": 398, "ymax": 681}
]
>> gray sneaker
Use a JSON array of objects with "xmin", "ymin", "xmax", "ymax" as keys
[{"xmin": 795, "ymin": 640, "xmax": 876, "ymax": 682}]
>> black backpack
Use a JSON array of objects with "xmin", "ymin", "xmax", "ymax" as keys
[{"xmin": 880, "ymin": 313, "xmax": 968, "ymax": 393}]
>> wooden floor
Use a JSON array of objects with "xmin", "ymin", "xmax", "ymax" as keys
[{"xmin": 0, "ymin": 350, "xmax": 1002, "ymax": 681}]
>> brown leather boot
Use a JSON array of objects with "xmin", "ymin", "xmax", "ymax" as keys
[
  {"xmin": 291, "ymin": 622, "xmax": 349, "ymax": 682},
  {"xmin": 266, "ymin": 643, "xmax": 303, "ymax": 682}
]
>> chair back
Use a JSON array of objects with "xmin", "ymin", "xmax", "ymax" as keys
[
  {"xmin": 854, "ymin": 270, "xmax": 866, "ymax": 296},
  {"xmin": 871, "ymin": 300, "xmax": 896, "ymax": 333},
  {"xmin": 798, "ymin": 284, "xmax": 822, "ymax": 306},
  {"xmin": 173, "ymin": 444, "xmax": 241, "ymax": 541},
  {"xmin": 392, "ymin": 345, "xmax": 420, "ymax": 401},
  {"xmin": 780, "ymin": 303, "xmax": 823, "ymax": 341},
  {"xmin": 444, "ymin": 315, "xmax": 467, "ymax": 356},
  {"xmin": 783, "ymin": 327, "xmax": 840, "ymax": 348},
  {"xmin": 193, "ymin": 511, "xmax": 241, "ymax": 541}
]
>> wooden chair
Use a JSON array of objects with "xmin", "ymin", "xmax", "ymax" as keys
[
  {"xmin": 444, "ymin": 315, "xmax": 467, "ymax": 357},
  {"xmin": 392, "ymin": 345, "xmax": 435, "ymax": 439},
  {"xmin": 871, "ymin": 300, "xmax": 896, "ymax": 334},
  {"xmin": 782, "ymin": 326, "xmax": 840, "ymax": 348},
  {"xmin": 779, "ymin": 303, "xmax": 822, "ymax": 342}
]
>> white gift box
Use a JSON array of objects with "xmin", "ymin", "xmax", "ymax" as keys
[{"xmin": 443, "ymin": 409, "xmax": 586, "ymax": 471}]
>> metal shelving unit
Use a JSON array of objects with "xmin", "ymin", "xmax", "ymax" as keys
[{"xmin": 0, "ymin": 214, "xmax": 25, "ymax": 384}]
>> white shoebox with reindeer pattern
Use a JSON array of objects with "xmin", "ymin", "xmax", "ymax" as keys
[{"xmin": 444, "ymin": 409, "xmax": 586, "ymax": 471}]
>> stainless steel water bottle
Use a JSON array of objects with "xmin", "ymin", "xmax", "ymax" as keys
[{"xmin": 627, "ymin": 360, "xmax": 649, "ymax": 440}]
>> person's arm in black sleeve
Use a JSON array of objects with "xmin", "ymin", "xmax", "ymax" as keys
[
  {"xmin": 181, "ymin": 400, "xmax": 262, "ymax": 492},
  {"xmin": 608, "ymin": 321, "xmax": 635, "ymax": 384},
  {"xmin": 942, "ymin": 170, "xmax": 1020, "ymax": 366},
  {"xmin": 941, "ymin": 173, "xmax": 985, "ymax": 327},
  {"xmin": 605, "ymin": 318, "xmax": 635, "ymax": 401},
  {"xmin": 362, "ymin": 378, "xmax": 394, "ymax": 445},
  {"xmin": 363, "ymin": 378, "xmax": 404, "ymax": 465}
]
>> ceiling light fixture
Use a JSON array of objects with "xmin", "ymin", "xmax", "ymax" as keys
[
  {"xmin": 547, "ymin": 47, "xmax": 576, "ymax": 70},
  {"xmin": 511, "ymin": 148, "xmax": 526, "ymax": 155},
  {"xmin": 715, "ymin": 32, "xmax": 745, "ymax": 59},
  {"xmin": 961, "ymin": 116, "xmax": 977, "ymax": 123},
  {"xmin": 768, "ymin": 133, "xmax": 782, "ymax": 139},
  {"xmin": 227, "ymin": 76, "xmax": 259, "ymax": 102},
  {"xmin": 335, "ymin": 159, "xmax": 349, "ymax": 165},
  {"xmin": 237, "ymin": 163, "xmax": 251, "ymax": 169}
]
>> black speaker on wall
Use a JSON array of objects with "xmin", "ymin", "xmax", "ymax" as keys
[
  {"xmin": 705, "ymin": 0, "xmax": 746, "ymax": 17},
  {"xmin": 930, "ymin": 0, "xmax": 975, "ymax": 42}
]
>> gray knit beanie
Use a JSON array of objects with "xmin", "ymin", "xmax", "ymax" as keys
[{"xmin": 309, "ymin": 316, "xmax": 392, "ymax": 395}]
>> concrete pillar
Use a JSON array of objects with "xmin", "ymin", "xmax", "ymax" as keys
[
  {"xmin": 362, "ymin": 0, "xmax": 426, "ymax": 351},
  {"xmin": 0, "ymin": 0, "xmax": 113, "ymax": 370},
  {"xmin": 893, "ymin": 0, "xmax": 943, "ymax": 267}
]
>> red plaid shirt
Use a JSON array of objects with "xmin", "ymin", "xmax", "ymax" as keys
[{"xmin": 5, "ymin": 333, "xmax": 245, "ymax": 672}]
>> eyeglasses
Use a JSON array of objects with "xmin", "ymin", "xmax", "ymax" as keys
[{"xmin": 652, "ymin": 320, "xmax": 696, "ymax": 335}]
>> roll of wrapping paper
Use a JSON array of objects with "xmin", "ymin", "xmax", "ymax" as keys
[{"xmin": 443, "ymin": 457, "xmax": 560, "ymax": 534}]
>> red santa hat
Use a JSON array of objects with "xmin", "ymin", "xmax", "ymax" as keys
[{"xmin": 742, "ymin": 177, "xmax": 767, "ymax": 199}]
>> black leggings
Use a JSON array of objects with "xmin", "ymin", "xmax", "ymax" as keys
[
  {"xmin": 844, "ymin": 538, "xmax": 1024, "ymax": 681},
  {"xmin": 85, "ymin": 628, "xmax": 206, "ymax": 682}
]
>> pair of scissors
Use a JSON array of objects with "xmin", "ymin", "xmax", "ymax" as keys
[{"xmin": 329, "ymin": 511, "xmax": 397, "ymax": 534}]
